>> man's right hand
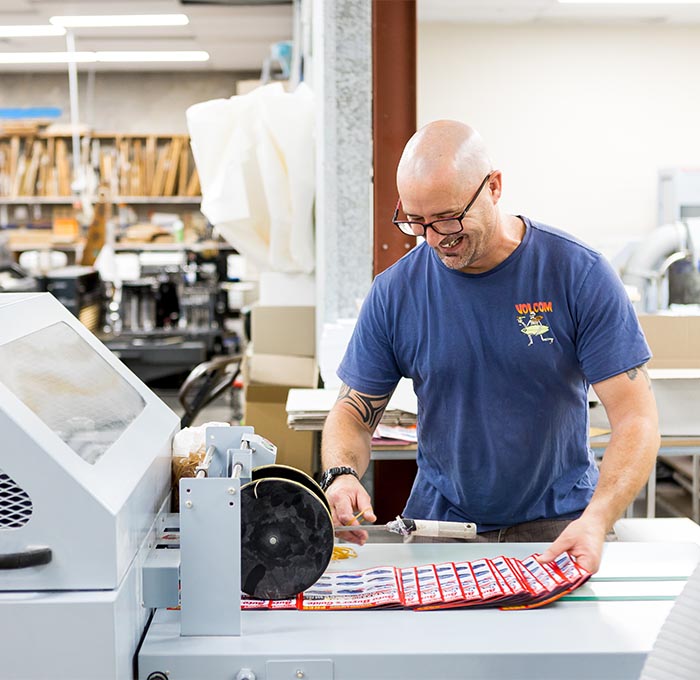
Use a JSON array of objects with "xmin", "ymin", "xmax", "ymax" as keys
[{"xmin": 325, "ymin": 475, "xmax": 377, "ymax": 546}]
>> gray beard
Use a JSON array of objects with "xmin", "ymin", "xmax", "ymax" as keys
[{"xmin": 436, "ymin": 249, "xmax": 474, "ymax": 271}]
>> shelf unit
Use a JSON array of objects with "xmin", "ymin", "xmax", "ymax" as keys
[
  {"xmin": 0, "ymin": 132, "xmax": 205, "ymax": 244},
  {"xmin": 0, "ymin": 196, "xmax": 202, "ymax": 205},
  {"xmin": 6, "ymin": 239, "xmax": 235, "ymax": 254},
  {"xmin": 112, "ymin": 240, "xmax": 234, "ymax": 253},
  {"xmin": 0, "ymin": 131, "xmax": 201, "ymax": 203},
  {"xmin": 0, "ymin": 197, "xmax": 75, "ymax": 205}
]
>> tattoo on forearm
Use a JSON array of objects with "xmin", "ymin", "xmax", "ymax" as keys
[
  {"xmin": 626, "ymin": 364, "xmax": 652, "ymax": 390},
  {"xmin": 337, "ymin": 384, "xmax": 391, "ymax": 431}
]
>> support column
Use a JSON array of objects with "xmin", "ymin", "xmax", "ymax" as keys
[
  {"xmin": 311, "ymin": 0, "xmax": 417, "ymax": 524},
  {"xmin": 313, "ymin": 0, "xmax": 373, "ymax": 328},
  {"xmin": 372, "ymin": 0, "xmax": 417, "ymax": 524},
  {"xmin": 372, "ymin": 0, "xmax": 417, "ymax": 275}
]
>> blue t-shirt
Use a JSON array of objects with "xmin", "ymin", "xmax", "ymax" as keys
[{"xmin": 337, "ymin": 217, "xmax": 651, "ymax": 531}]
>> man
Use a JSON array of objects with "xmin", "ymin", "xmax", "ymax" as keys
[{"xmin": 320, "ymin": 120, "xmax": 659, "ymax": 573}]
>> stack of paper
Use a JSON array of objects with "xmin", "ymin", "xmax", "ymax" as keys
[
  {"xmin": 241, "ymin": 551, "xmax": 591, "ymax": 611},
  {"xmin": 286, "ymin": 381, "xmax": 418, "ymax": 432},
  {"xmin": 372, "ymin": 424, "xmax": 418, "ymax": 446}
]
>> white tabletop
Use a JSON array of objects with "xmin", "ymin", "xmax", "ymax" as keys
[{"xmin": 140, "ymin": 538, "xmax": 700, "ymax": 680}]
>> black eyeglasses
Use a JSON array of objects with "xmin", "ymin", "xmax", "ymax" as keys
[{"xmin": 392, "ymin": 172, "xmax": 493, "ymax": 237}]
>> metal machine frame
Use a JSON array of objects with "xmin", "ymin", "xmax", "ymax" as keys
[
  {"xmin": 0, "ymin": 293, "xmax": 178, "ymax": 679},
  {"xmin": 178, "ymin": 426, "xmax": 275, "ymax": 636}
]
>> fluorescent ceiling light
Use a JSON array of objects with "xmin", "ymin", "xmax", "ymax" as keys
[
  {"xmin": 49, "ymin": 14, "xmax": 190, "ymax": 28},
  {"xmin": 0, "ymin": 50, "xmax": 209, "ymax": 64},
  {"xmin": 0, "ymin": 25, "xmax": 66, "ymax": 37},
  {"xmin": 0, "ymin": 52, "xmax": 95, "ymax": 64},
  {"xmin": 559, "ymin": 1, "xmax": 700, "ymax": 4},
  {"xmin": 96, "ymin": 51, "xmax": 209, "ymax": 62}
]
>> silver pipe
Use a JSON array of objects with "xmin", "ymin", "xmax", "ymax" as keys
[
  {"xmin": 290, "ymin": 0, "xmax": 302, "ymax": 87},
  {"xmin": 658, "ymin": 250, "xmax": 691, "ymax": 278},
  {"xmin": 195, "ymin": 445, "xmax": 216, "ymax": 478},
  {"xmin": 621, "ymin": 222, "xmax": 687, "ymax": 312},
  {"xmin": 65, "ymin": 29, "xmax": 81, "ymax": 187},
  {"xmin": 231, "ymin": 462, "xmax": 243, "ymax": 479},
  {"xmin": 85, "ymin": 67, "xmax": 96, "ymax": 129}
]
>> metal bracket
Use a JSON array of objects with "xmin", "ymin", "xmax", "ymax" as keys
[
  {"xmin": 206, "ymin": 425, "xmax": 253, "ymax": 478},
  {"xmin": 179, "ymin": 475, "xmax": 241, "ymax": 636},
  {"xmin": 232, "ymin": 449, "xmax": 253, "ymax": 481}
]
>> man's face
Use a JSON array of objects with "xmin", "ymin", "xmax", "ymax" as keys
[{"xmin": 400, "ymin": 177, "xmax": 495, "ymax": 272}]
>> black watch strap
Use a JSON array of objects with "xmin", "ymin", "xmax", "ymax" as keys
[{"xmin": 320, "ymin": 466, "xmax": 359, "ymax": 491}]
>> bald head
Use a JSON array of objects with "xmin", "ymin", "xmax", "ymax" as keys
[{"xmin": 396, "ymin": 120, "xmax": 492, "ymax": 195}]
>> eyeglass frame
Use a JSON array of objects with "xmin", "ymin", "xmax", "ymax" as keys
[{"xmin": 392, "ymin": 171, "xmax": 494, "ymax": 237}]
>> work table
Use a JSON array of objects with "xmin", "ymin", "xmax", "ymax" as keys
[{"xmin": 140, "ymin": 520, "xmax": 700, "ymax": 680}]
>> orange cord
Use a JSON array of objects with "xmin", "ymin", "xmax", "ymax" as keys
[
  {"xmin": 345, "ymin": 507, "xmax": 372, "ymax": 526},
  {"xmin": 332, "ymin": 546, "xmax": 357, "ymax": 560},
  {"xmin": 331, "ymin": 507, "xmax": 371, "ymax": 560}
]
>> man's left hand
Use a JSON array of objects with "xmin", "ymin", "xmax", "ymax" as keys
[{"xmin": 536, "ymin": 515, "xmax": 608, "ymax": 574}]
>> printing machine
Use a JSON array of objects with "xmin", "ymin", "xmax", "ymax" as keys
[
  {"xmin": 0, "ymin": 292, "xmax": 178, "ymax": 679},
  {"xmin": 1, "ymin": 293, "xmax": 700, "ymax": 680}
]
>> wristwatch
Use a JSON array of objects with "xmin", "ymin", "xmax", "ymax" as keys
[{"xmin": 320, "ymin": 466, "xmax": 359, "ymax": 491}]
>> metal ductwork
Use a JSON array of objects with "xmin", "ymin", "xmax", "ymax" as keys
[{"xmin": 621, "ymin": 221, "xmax": 700, "ymax": 312}]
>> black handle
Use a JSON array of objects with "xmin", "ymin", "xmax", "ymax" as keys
[{"xmin": 0, "ymin": 547, "xmax": 52, "ymax": 569}]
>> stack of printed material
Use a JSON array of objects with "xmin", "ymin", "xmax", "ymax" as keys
[
  {"xmin": 286, "ymin": 380, "xmax": 419, "ymax": 431},
  {"xmin": 241, "ymin": 551, "xmax": 591, "ymax": 611},
  {"xmin": 371, "ymin": 424, "xmax": 418, "ymax": 446}
]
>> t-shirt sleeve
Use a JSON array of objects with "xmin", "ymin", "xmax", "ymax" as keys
[
  {"xmin": 575, "ymin": 255, "xmax": 651, "ymax": 384},
  {"xmin": 337, "ymin": 280, "xmax": 402, "ymax": 396}
]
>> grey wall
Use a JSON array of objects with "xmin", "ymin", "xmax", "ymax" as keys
[{"xmin": 0, "ymin": 71, "xmax": 257, "ymax": 133}]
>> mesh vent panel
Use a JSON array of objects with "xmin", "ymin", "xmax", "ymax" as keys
[{"xmin": 0, "ymin": 468, "xmax": 33, "ymax": 529}]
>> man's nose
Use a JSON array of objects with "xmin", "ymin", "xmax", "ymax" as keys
[{"xmin": 423, "ymin": 226, "xmax": 444, "ymax": 247}]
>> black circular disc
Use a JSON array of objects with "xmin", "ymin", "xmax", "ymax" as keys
[
  {"xmin": 240, "ymin": 477, "xmax": 334, "ymax": 599},
  {"xmin": 251, "ymin": 464, "xmax": 330, "ymax": 513}
]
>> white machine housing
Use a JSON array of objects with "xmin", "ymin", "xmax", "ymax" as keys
[{"xmin": 0, "ymin": 292, "xmax": 179, "ymax": 591}]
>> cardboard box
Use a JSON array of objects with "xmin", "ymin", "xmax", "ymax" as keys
[
  {"xmin": 251, "ymin": 305, "xmax": 315, "ymax": 357},
  {"xmin": 7, "ymin": 228, "xmax": 55, "ymax": 249},
  {"xmin": 638, "ymin": 314, "xmax": 700, "ymax": 369},
  {"xmin": 648, "ymin": 369, "xmax": 700, "ymax": 436},
  {"xmin": 251, "ymin": 353, "xmax": 318, "ymax": 387},
  {"xmin": 245, "ymin": 383, "xmax": 315, "ymax": 474},
  {"xmin": 259, "ymin": 272, "xmax": 315, "ymax": 306},
  {"xmin": 221, "ymin": 281, "xmax": 258, "ymax": 309},
  {"xmin": 248, "ymin": 352, "xmax": 318, "ymax": 388}
]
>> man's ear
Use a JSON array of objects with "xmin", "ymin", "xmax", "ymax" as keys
[{"xmin": 488, "ymin": 170, "xmax": 503, "ymax": 204}]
